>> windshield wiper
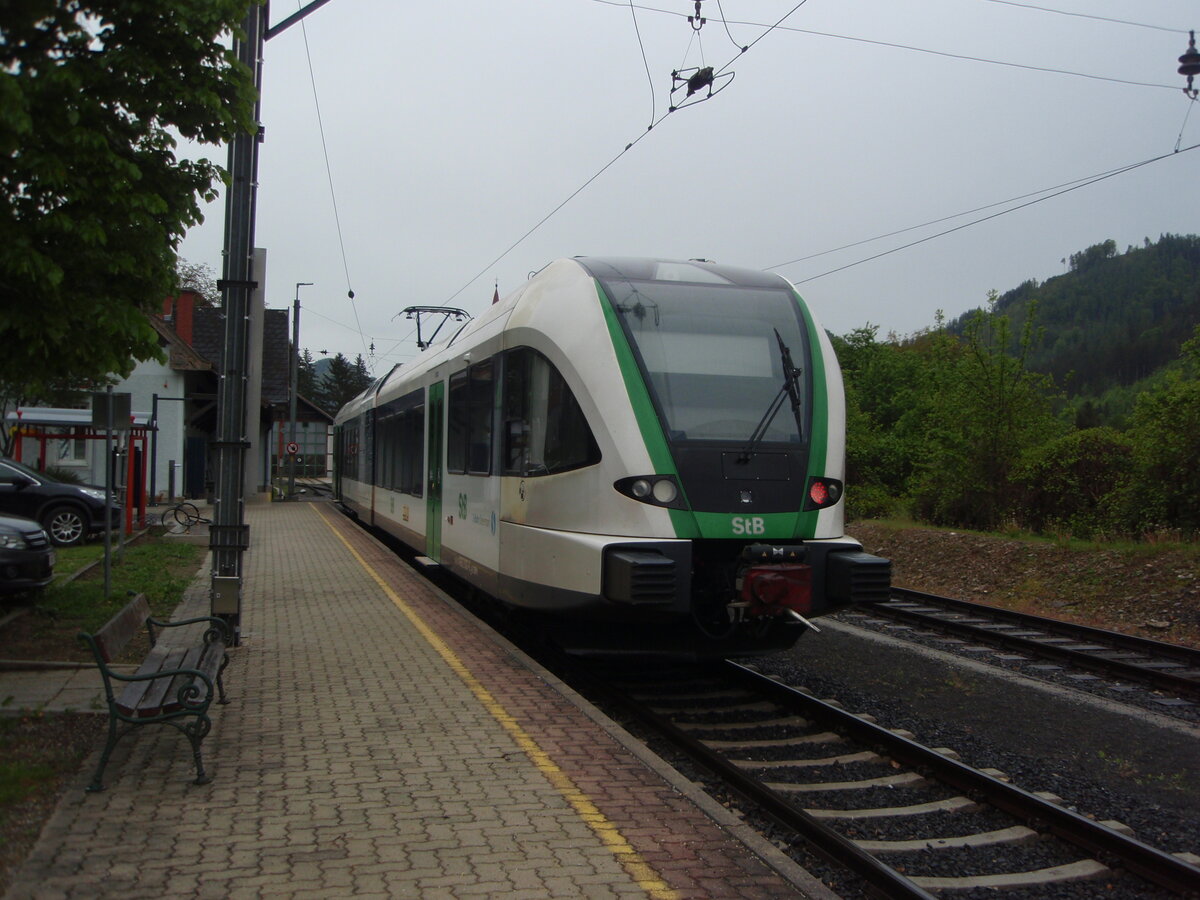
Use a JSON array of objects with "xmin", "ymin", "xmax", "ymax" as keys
[{"xmin": 737, "ymin": 330, "xmax": 803, "ymax": 462}]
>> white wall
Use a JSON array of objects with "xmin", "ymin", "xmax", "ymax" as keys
[{"xmin": 120, "ymin": 360, "xmax": 188, "ymax": 501}]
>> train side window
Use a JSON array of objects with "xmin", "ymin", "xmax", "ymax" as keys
[
  {"xmin": 376, "ymin": 388, "xmax": 425, "ymax": 496},
  {"xmin": 503, "ymin": 351, "xmax": 531, "ymax": 475},
  {"xmin": 467, "ymin": 359, "xmax": 494, "ymax": 475},
  {"xmin": 400, "ymin": 405, "xmax": 424, "ymax": 496},
  {"xmin": 447, "ymin": 360, "xmax": 495, "ymax": 476},
  {"xmin": 447, "ymin": 370, "xmax": 469, "ymax": 473},
  {"xmin": 503, "ymin": 348, "xmax": 600, "ymax": 477}
]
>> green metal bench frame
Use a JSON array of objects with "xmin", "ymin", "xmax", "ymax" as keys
[{"xmin": 78, "ymin": 593, "xmax": 231, "ymax": 792}]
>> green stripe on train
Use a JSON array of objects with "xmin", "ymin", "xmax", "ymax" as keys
[{"xmin": 595, "ymin": 281, "xmax": 700, "ymax": 539}]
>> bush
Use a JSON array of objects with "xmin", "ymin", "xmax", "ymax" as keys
[
  {"xmin": 1013, "ymin": 428, "xmax": 1133, "ymax": 537},
  {"xmin": 845, "ymin": 483, "xmax": 898, "ymax": 521}
]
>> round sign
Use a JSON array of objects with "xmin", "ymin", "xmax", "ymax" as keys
[{"xmin": 286, "ymin": 442, "xmax": 299, "ymax": 455}]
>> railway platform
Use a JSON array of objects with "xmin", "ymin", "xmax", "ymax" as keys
[{"xmin": 4, "ymin": 499, "xmax": 831, "ymax": 899}]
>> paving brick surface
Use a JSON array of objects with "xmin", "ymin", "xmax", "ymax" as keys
[{"xmin": 5, "ymin": 501, "xmax": 827, "ymax": 899}]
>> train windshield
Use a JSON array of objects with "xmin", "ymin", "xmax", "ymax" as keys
[{"xmin": 605, "ymin": 277, "xmax": 811, "ymax": 445}]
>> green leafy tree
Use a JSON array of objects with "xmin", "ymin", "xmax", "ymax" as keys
[
  {"xmin": 1013, "ymin": 427, "xmax": 1133, "ymax": 537},
  {"xmin": 1120, "ymin": 327, "xmax": 1200, "ymax": 533},
  {"xmin": 911, "ymin": 296, "xmax": 1064, "ymax": 529},
  {"xmin": 834, "ymin": 324, "xmax": 932, "ymax": 518},
  {"xmin": 0, "ymin": 1, "xmax": 258, "ymax": 395}
]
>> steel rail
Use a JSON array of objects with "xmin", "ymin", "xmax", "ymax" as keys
[
  {"xmin": 723, "ymin": 660, "xmax": 1200, "ymax": 895},
  {"xmin": 868, "ymin": 588, "xmax": 1200, "ymax": 700},
  {"xmin": 571, "ymin": 664, "xmax": 938, "ymax": 900},
  {"xmin": 892, "ymin": 587, "xmax": 1200, "ymax": 664}
]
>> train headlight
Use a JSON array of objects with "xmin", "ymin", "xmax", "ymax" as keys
[
  {"xmin": 651, "ymin": 480, "xmax": 678, "ymax": 504},
  {"xmin": 614, "ymin": 475, "xmax": 686, "ymax": 509}
]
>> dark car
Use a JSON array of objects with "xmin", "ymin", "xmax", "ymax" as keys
[
  {"xmin": 0, "ymin": 512, "xmax": 55, "ymax": 595},
  {"xmin": 0, "ymin": 458, "xmax": 121, "ymax": 547}
]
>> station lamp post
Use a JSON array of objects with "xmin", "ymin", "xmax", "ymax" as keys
[{"xmin": 289, "ymin": 282, "xmax": 313, "ymax": 498}]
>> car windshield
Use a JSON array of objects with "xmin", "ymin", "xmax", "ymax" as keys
[{"xmin": 605, "ymin": 278, "xmax": 812, "ymax": 445}]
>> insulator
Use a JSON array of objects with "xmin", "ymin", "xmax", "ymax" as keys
[{"xmin": 1179, "ymin": 31, "xmax": 1200, "ymax": 77}]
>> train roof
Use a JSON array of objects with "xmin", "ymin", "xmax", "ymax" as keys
[
  {"xmin": 333, "ymin": 256, "xmax": 797, "ymax": 425},
  {"xmin": 573, "ymin": 257, "xmax": 790, "ymax": 291}
]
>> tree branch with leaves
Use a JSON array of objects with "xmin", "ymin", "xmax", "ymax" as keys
[{"xmin": 0, "ymin": 1, "xmax": 258, "ymax": 395}]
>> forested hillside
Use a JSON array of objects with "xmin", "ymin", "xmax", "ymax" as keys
[
  {"xmin": 947, "ymin": 234, "xmax": 1200, "ymax": 419},
  {"xmin": 837, "ymin": 234, "xmax": 1200, "ymax": 539}
]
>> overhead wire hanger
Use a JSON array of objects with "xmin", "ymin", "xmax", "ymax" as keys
[{"xmin": 669, "ymin": 2, "xmax": 736, "ymax": 111}]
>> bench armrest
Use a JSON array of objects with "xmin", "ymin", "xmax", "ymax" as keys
[{"xmin": 102, "ymin": 665, "xmax": 216, "ymax": 707}]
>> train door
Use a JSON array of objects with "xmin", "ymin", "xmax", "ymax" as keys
[
  {"xmin": 425, "ymin": 381, "xmax": 444, "ymax": 561},
  {"xmin": 332, "ymin": 425, "xmax": 342, "ymax": 499}
]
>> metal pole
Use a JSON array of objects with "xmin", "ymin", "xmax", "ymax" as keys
[
  {"xmin": 103, "ymin": 386, "xmax": 113, "ymax": 599},
  {"xmin": 149, "ymin": 393, "xmax": 158, "ymax": 503},
  {"xmin": 209, "ymin": 0, "xmax": 336, "ymax": 639},
  {"xmin": 210, "ymin": 3, "xmax": 265, "ymax": 643},
  {"xmin": 289, "ymin": 283, "xmax": 311, "ymax": 499}
]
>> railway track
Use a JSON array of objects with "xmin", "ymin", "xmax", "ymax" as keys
[
  {"xmin": 346, "ymin": 506, "xmax": 1199, "ymax": 893},
  {"xmin": 848, "ymin": 588, "xmax": 1200, "ymax": 704},
  {"xmin": 582, "ymin": 659, "xmax": 1200, "ymax": 898}
]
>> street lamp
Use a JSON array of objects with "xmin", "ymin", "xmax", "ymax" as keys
[{"xmin": 289, "ymin": 282, "xmax": 312, "ymax": 499}]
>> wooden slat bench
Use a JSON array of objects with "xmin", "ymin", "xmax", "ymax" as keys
[{"xmin": 78, "ymin": 593, "xmax": 232, "ymax": 792}]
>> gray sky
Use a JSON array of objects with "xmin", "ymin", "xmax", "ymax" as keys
[{"xmin": 178, "ymin": 0, "xmax": 1200, "ymax": 375}]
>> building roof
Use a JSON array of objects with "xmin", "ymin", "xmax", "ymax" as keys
[
  {"xmin": 5, "ymin": 407, "xmax": 152, "ymax": 427},
  {"xmin": 192, "ymin": 307, "xmax": 292, "ymax": 405},
  {"xmin": 148, "ymin": 316, "xmax": 212, "ymax": 372}
]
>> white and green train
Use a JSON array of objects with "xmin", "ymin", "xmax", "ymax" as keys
[{"xmin": 334, "ymin": 257, "xmax": 889, "ymax": 657}]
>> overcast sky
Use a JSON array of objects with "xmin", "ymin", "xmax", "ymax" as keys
[{"xmin": 178, "ymin": 0, "xmax": 1199, "ymax": 375}]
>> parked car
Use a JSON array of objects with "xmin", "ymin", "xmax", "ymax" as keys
[
  {"xmin": 0, "ymin": 512, "xmax": 55, "ymax": 595},
  {"xmin": 0, "ymin": 458, "xmax": 121, "ymax": 547}
]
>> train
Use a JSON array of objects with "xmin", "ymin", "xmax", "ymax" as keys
[{"xmin": 334, "ymin": 256, "xmax": 890, "ymax": 657}]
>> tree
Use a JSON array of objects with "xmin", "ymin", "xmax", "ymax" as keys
[
  {"xmin": 175, "ymin": 258, "xmax": 220, "ymax": 306},
  {"xmin": 834, "ymin": 324, "xmax": 930, "ymax": 516},
  {"xmin": 319, "ymin": 353, "xmax": 374, "ymax": 414},
  {"xmin": 1013, "ymin": 428, "xmax": 1133, "ymax": 537},
  {"xmin": 297, "ymin": 348, "xmax": 319, "ymax": 403},
  {"xmin": 1067, "ymin": 239, "xmax": 1117, "ymax": 273},
  {"xmin": 0, "ymin": 1, "xmax": 257, "ymax": 395},
  {"xmin": 911, "ymin": 296, "xmax": 1064, "ymax": 529},
  {"xmin": 1121, "ymin": 326, "xmax": 1200, "ymax": 533}
]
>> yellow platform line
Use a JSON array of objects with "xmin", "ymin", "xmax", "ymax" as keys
[{"xmin": 314, "ymin": 507, "xmax": 680, "ymax": 900}]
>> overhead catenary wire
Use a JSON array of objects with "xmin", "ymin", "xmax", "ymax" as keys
[
  {"xmin": 766, "ymin": 158, "xmax": 1183, "ymax": 269},
  {"xmin": 772, "ymin": 143, "xmax": 1200, "ymax": 286},
  {"xmin": 1176, "ymin": 95, "xmax": 1198, "ymax": 152},
  {"xmin": 443, "ymin": 1, "xmax": 811, "ymax": 307},
  {"xmin": 981, "ymin": 0, "xmax": 1186, "ymax": 35},
  {"xmin": 628, "ymin": 0, "xmax": 656, "ymax": 126},
  {"xmin": 713, "ymin": 0, "xmax": 748, "ymax": 52},
  {"xmin": 297, "ymin": 6, "xmax": 371, "ymax": 365},
  {"xmin": 589, "ymin": 0, "xmax": 1184, "ymax": 92}
]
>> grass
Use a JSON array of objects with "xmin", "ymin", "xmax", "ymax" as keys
[
  {"xmin": 859, "ymin": 515, "xmax": 1200, "ymax": 556},
  {"xmin": 0, "ymin": 711, "xmax": 108, "ymax": 893},
  {"xmin": 1, "ymin": 538, "xmax": 207, "ymax": 662},
  {"xmin": 0, "ymin": 535, "xmax": 207, "ymax": 892}
]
